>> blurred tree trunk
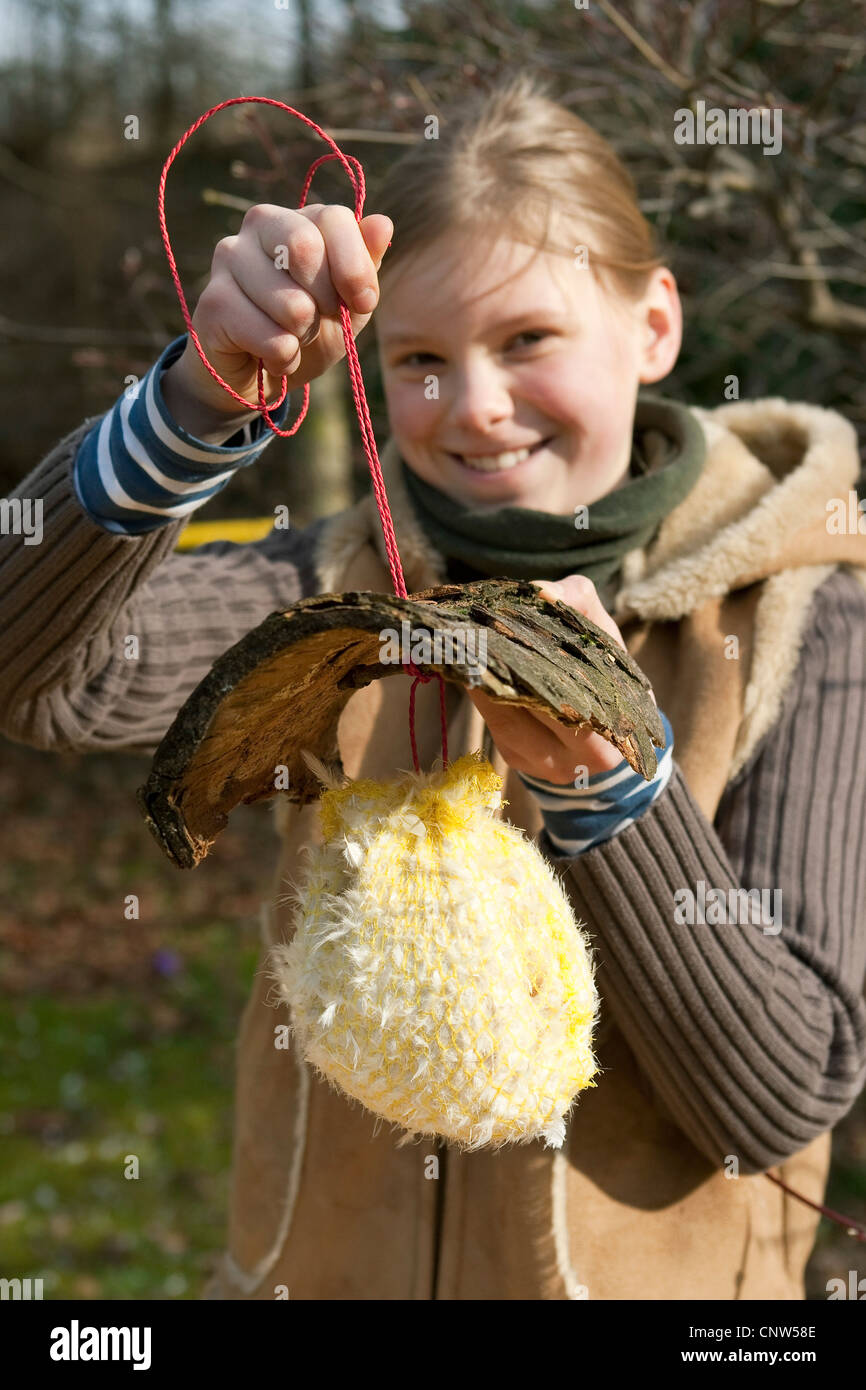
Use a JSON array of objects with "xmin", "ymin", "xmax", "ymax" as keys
[
  {"xmin": 59, "ymin": 1, "xmax": 87, "ymax": 130},
  {"xmin": 109, "ymin": 3, "xmax": 134, "ymax": 114},
  {"xmin": 303, "ymin": 366, "xmax": 355, "ymax": 521},
  {"xmin": 291, "ymin": 0, "xmax": 353, "ymax": 518},
  {"xmin": 296, "ymin": 0, "xmax": 317, "ymax": 101},
  {"xmin": 150, "ymin": 0, "xmax": 178, "ymax": 147},
  {"xmin": 343, "ymin": 0, "xmax": 372, "ymax": 48}
]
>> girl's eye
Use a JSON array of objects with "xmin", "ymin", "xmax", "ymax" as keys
[
  {"xmin": 395, "ymin": 331, "xmax": 549, "ymax": 367},
  {"xmin": 398, "ymin": 351, "xmax": 440, "ymax": 367},
  {"xmin": 509, "ymin": 331, "xmax": 548, "ymax": 348}
]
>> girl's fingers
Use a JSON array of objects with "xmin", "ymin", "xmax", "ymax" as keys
[
  {"xmin": 296, "ymin": 203, "xmax": 389, "ymax": 314},
  {"xmin": 356, "ymin": 212, "xmax": 395, "ymax": 270},
  {"xmin": 531, "ymin": 574, "xmax": 626, "ymax": 647},
  {"xmin": 196, "ymin": 276, "xmax": 304, "ymax": 380},
  {"xmin": 531, "ymin": 575, "xmax": 657, "ymax": 707},
  {"xmin": 216, "ymin": 238, "xmax": 321, "ymax": 347},
  {"xmin": 466, "ymin": 688, "xmax": 589, "ymax": 780},
  {"xmin": 241, "ymin": 202, "xmax": 386, "ymax": 317},
  {"xmin": 240, "ymin": 203, "xmax": 342, "ymax": 316}
]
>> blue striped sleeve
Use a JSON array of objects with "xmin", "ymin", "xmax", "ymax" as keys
[
  {"xmin": 516, "ymin": 709, "xmax": 674, "ymax": 856},
  {"xmin": 72, "ymin": 333, "xmax": 293, "ymax": 535}
]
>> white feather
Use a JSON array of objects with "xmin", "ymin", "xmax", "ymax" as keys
[{"xmin": 300, "ymin": 748, "xmax": 344, "ymax": 791}]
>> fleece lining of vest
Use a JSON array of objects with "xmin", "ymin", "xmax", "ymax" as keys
[{"xmin": 313, "ymin": 396, "xmax": 866, "ymax": 784}]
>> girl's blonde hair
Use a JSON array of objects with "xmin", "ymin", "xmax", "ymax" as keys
[{"xmin": 373, "ymin": 70, "xmax": 664, "ymax": 302}]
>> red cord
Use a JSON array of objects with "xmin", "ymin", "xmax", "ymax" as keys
[
  {"xmin": 763, "ymin": 1170, "xmax": 866, "ymax": 1243},
  {"xmin": 158, "ymin": 97, "xmax": 447, "ymax": 772}
]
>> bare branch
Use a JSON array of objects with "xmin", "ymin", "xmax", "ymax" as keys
[
  {"xmin": 593, "ymin": 0, "xmax": 691, "ymax": 90},
  {"xmin": 0, "ymin": 315, "xmax": 162, "ymax": 347}
]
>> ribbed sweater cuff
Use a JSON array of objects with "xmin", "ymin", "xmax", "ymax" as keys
[
  {"xmin": 517, "ymin": 709, "xmax": 674, "ymax": 855},
  {"xmin": 72, "ymin": 334, "xmax": 292, "ymax": 534},
  {"xmin": 9, "ymin": 417, "xmax": 191, "ymax": 559}
]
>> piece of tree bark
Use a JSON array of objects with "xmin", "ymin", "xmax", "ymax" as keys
[{"xmin": 136, "ymin": 578, "xmax": 664, "ymax": 869}]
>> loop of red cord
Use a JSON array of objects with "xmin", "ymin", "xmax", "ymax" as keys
[{"xmin": 157, "ymin": 96, "xmax": 447, "ymax": 772}]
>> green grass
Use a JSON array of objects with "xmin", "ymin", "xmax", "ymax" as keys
[
  {"xmin": 1, "ymin": 743, "xmax": 864, "ymax": 1301},
  {"xmin": 0, "ymin": 927, "xmax": 260, "ymax": 1300}
]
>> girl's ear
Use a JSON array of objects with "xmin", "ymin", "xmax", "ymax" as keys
[{"xmin": 637, "ymin": 267, "xmax": 682, "ymax": 384}]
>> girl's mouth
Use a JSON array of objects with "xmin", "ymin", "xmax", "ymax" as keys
[{"xmin": 448, "ymin": 436, "xmax": 554, "ymax": 475}]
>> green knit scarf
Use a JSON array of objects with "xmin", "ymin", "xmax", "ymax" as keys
[{"xmin": 400, "ymin": 394, "xmax": 706, "ymax": 592}]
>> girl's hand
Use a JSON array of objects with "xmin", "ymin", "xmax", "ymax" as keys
[
  {"xmin": 161, "ymin": 203, "xmax": 393, "ymax": 430},
  {"xmin": 467, "ymin": 575, "xmax": 656, "ymax": 785}
]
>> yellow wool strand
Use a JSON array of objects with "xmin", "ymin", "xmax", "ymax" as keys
[{"xmin": 270, "ymin": 750, "xmax": 600, "ymax": 1151}]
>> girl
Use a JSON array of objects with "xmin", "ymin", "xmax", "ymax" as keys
[{"xmin": 2, "ymin": 72, "xmax": 865, "ymax": 1301}]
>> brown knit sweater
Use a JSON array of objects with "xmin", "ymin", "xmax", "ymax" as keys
[{"xmin": 2, "ymin": 416, "xmax": 865, "ymax": 1173}]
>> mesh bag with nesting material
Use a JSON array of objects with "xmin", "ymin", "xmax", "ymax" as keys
[{"xmin": 269, "ymin": 749, "xmax": 600, "ymax": 1151}]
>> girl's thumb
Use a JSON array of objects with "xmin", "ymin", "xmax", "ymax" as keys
[{"xmin": 360, "ymin": 213, "xmax": 394, "ymax": 269}]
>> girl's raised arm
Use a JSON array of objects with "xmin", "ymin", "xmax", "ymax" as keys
[{"xmin": 0, "ymin": 408, "xmax": 325, "ymax": 759}]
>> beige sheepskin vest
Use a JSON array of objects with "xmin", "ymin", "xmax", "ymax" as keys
[{"xmin": 207, "ymin": 396, "xmax": 866, "ymax": 1300}]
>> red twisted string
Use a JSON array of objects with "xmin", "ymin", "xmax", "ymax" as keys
[
  {"xmin": 763, "ymin": 1171, "xmax": 866, "ymax": 1243},
  {"xmin": 157, "ymin": 97, "xmax": 447, "ymax": 772}
]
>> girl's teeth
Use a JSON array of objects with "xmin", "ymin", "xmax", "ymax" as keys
[{"xmin": 459, "ymin": 445, "xmax": 532, "ymax": 472}]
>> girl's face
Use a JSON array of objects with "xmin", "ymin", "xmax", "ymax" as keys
[{"xmin": 375, "ymin": 229, "xmax": 682, "ymax": 513}]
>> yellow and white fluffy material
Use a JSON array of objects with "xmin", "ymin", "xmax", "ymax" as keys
[{"xmin": 269, "ymin": 750, "xmax": 599, "ymax": 1151}]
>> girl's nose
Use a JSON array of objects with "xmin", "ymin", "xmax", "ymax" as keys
[{"xmin": 447, "ymin": 361, "xmax": 514, "ymax": 433}]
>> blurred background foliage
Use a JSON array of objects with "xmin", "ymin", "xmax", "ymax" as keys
[
  {"xmin": 1, "ymin": 0, "xmax": 864, "ymax": 1298},
  {"xmin": 2, "ymin": 0, "xmax": 866, "ymax": 511}
]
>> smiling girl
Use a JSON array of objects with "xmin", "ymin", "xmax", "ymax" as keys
[
  {"xmin": 373, "ymin": 190, "xmax": 683, "ymax": 781},
  {"xmin": 2, "ymin": 71, "xmax": 866, "ymax": 1301}
]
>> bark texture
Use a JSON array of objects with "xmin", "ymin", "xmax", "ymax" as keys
[{"xmin": 137, "ymin": 579, "xmax": 664, "ymax": 868}]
